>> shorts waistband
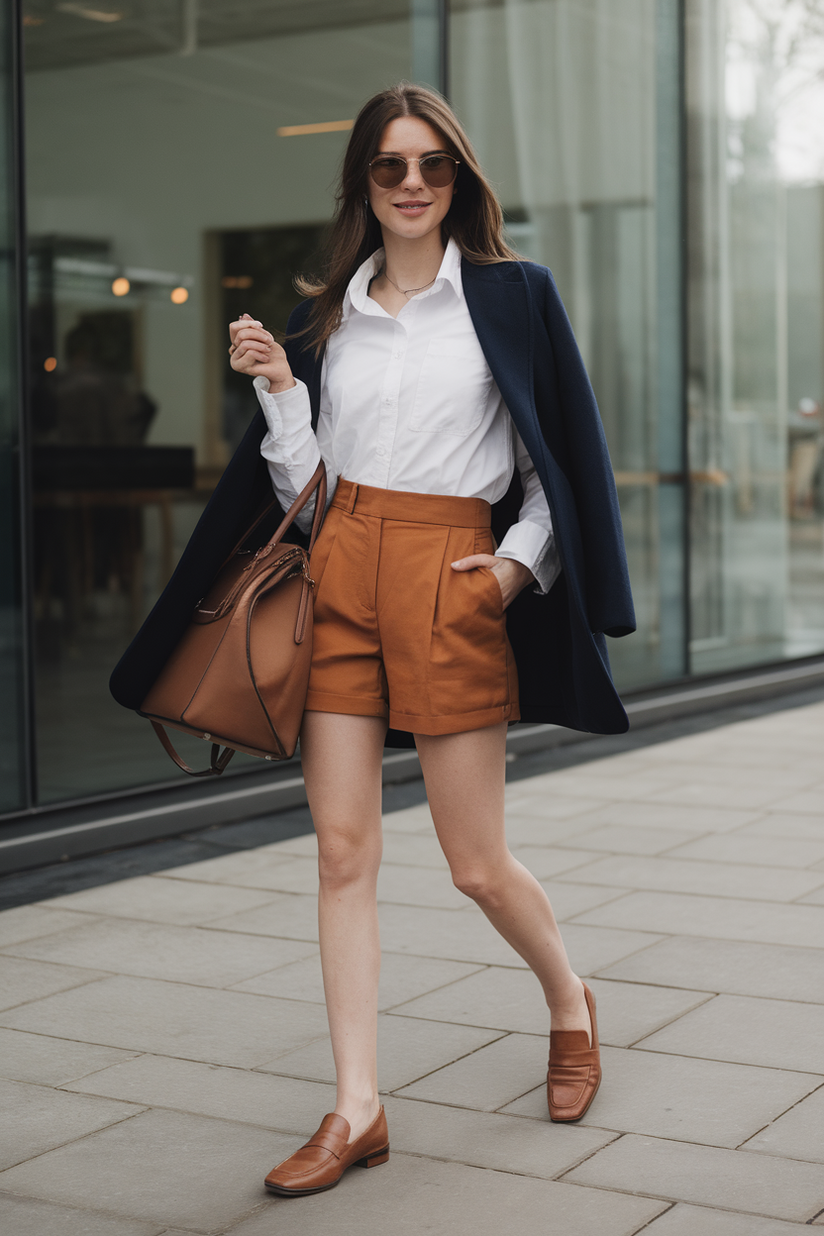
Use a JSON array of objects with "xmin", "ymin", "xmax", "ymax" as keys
[{"xmin": 331, "ymin": 478, "xmax": 492, "ymax": 529}]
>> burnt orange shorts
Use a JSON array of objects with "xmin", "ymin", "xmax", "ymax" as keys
[{"xmin": 305, "ymin": 479, "xmax": 520, "ymax": 735}]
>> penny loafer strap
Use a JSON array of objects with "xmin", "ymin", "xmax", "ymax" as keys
[
  {"xmin": 305, "ymin": 1131, "xmax": 346, "ymax": 1158},
  {"xmin": 548, "ymin": 1046, "xmax": 601, "ymax": 1069}
]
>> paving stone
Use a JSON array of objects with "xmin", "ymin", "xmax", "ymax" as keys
[
  {"xmin": 665, "ymin": 833, "xmax": 824, "ymax": 868},
  {"xmin": 559, "ymin": 854, "xmax": 824, "ymax": 901},
  {"xmin": 376, "ymin": 863, "xmax": 472, "ymax": 909},
  {"xmin": 500, "ymin": 1046, "xmax": 817, "ymax": 1147},
  {"xmin": 776, "ymin": 789, "xmax": 824, "ymax": 814},
  {"xmin": 538, "ymin": 881, "xmax": 632, "ymax": 921},
  {"xmin": 377, "ymin": 901, "xmax": 662, "ymax": 971},
  {"xmin": 230, "ymin": 1152, "xmax": 666, "ymax": 1236},
  {"xmin": 204, "ymin": 894, "xmax": 318, "ymax": 941},
  {"xmin": 598, "ymin": 935, "xmax": 824, "ymax": 1002},
  {"xmin": 637, "ymin": 993, "xmax": 824, "ymax": 1073},
  {"xmin": 563, "ymin": 1134, "xmax": 824, "ymax": 1221},
  {"xmin": 0, "ymin": 1028, "xmax": 137, "ymax": 1086},
  {"xmin": 0, "ymin": 1108, "xmax": 294, "ymax": 1234},
  {"xmin": 797, "ymin": 885, "xmax": 824, "ymax": 904},
  {"xmin": 636, "ymin": 762, "xmax": 817, "ymax": 793},
  {"xmin": 742, "ymin": 1083, "xmax": 824, "ymax": 1161},
  {"xmin": 516, "ymin": 773, "xmax": 682, "ymax": 802},
  {"xmin": 509, "ymin": 846, "xmax": 600, "ymax": 878},
  {"xmin": 154, "ymin": 849, "xmax": 302, "ymax": 887},
  {"xmin": 0, "ymin": 1195, "xmax": 166, "ymax": 1236},
  {"xmin": 259, "ymin": 1012, "xmax": 502, "ymax": 1091},
  {"xmin": 551, "ymin": 922, "xmax": 667, "ymax": 975},
  {"xmin": 0, "ymin": 904, "xmax": 99, "ymax": 947},
  {"xmin": 264, "ymin": 831, "xmax": 319, "ymax": 857},
  {"xmin": 4, "ymin": 918, "xmax": 317, "ymax": 988},
  {"xmin": 379, "ymin": 831, "xmax": 450, "ymax": 868},
  {"xmin": 65, "ymin": 1053, "xmax": 338, "ymax": 1134},
  {"xmin": 391, "ymin": 967, "xmax": 708, "ymax": 1044},
  {"xmin": 40, "ymin": 875, "xmax": 278, "ymax": 926},
  {"xmin": 568, "ymin": 801, "xmax": 764, "ymax": 833},
  {"xmin": 381, "ymin": 1094, "xmax": 617, "ymax": 1177},
  {"xmin": 739, "ymin": 812, "xmax": 824, "ymax": 840},
  {"xmin": 0, "ymin": 975, "xmax": 330, "ymax": 1068},
  {"xmin": 640, "ymin": 1203, "xmax": 816, "ymax": 1236},
  {"xmin": 396, "ymin": 1031, "xmax": 546, "ymax": 1110},
  {"xmin": 377, "ymin": 902, "xmax": 528, "ymax": 965},
  {"xmin": 0, "ymin": 955, "xmax": 107, "ymax": 1011},
  {"xmin": 0, "ymin": 1077, "xmax": 142, "ymax": 1170},
  {"xmin": 503, "ymin": 792, "xmax": 610, "ymax": 819},
  {"xmin": 565, "ymin": 824, "xmax": 703, "ymax": 854},
  {"xmin": 644, "ymin": 781, "xmax": 807, "ymax": 810},
  {"xmin": 231, "ymin": 949, "xmax": 482, "ymax": 1011},
  {"xmin": 573, "ymin": 890, "xmax": 824, "ymax": 948},
  {"xmin": 503, "ymin": 814, "xmax": 604, "ymax": 846}
]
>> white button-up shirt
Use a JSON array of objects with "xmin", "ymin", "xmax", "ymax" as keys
[{"xmin": 255, "ymin": 238, "xmax": 560, "ymax": 591}]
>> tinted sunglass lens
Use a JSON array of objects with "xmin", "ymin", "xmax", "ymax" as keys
[
  {"xmin": 420, "ymin": 156, "xmax": 456, "ymax": 186},
  {"xmin": 370, "ymin": 157, "xmax": 406, "ymax": 187}
]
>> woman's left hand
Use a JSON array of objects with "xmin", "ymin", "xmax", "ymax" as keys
[{"xmin": 451, "ymin": 554, "xmax": 534, "ymax": 610}]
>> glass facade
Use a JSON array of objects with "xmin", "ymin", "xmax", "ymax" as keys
[
  {"xmin": 452, "ymin": 0, "xmax": 686, "ymax": 689},
  {"xmin": 687, "ymin": 0, "xmax": 824, "ymax": 672},
  {"xmin": 2, "ymin": 0, "xmax": 823, "ymax": 820},
  {"xmin": 1, "ymin": 0, "xmax": 27, "ymax": 814}
]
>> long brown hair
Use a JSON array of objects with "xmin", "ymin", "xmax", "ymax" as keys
[{"xmin": 293, "ymin": 83, "xmax": 521, "ymax": 355}]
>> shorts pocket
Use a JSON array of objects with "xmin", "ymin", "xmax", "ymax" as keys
[
  {"xmin": 478, "ymin": 565, "xmax": 504, "ymax": 617},
  {"xmin": 410, "ymin": 338, "xmax": 494, "ymax": 435}
]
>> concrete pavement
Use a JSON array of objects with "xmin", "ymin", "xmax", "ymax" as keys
[{"xmin": 1, "ymin": 698, "xmax": 824, "ymax": 1234}]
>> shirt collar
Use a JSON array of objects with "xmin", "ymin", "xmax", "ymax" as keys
[{"xmin": 341, "ymin": 237, "xmax": 464, "ymax": 322}]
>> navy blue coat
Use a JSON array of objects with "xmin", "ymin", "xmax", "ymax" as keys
[{"xmin": 110, "ymin": 257, "xmax": 636, "ymax": 742}]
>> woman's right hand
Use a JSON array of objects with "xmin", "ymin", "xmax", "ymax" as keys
[{"xmin": 229, "ymin": 313, "xmax": 295, "ymax": 393}]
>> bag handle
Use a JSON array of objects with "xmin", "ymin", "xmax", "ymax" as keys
[
  {"xmin": 150, "ymin": 721, "xmax": 236, "ymax": 777},
  {"xmin": 227, "ymin": 459, "xmax": 327, "ymax": 563}
]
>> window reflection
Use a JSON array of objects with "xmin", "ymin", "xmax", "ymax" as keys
[
  {"xmin": 23, "ymin": 0, "xmax": 414, "ymax": 802},
  {"xmin": 688, "ymin": 0, "xmax": 824, "ymax": 670},
  {"xmin": 452, "ymin": 0, "xmax": 685, "ymax": 688}
]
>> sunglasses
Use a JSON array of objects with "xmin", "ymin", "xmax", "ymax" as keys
[{"xmin": 368, "ymin": 153, "xmax": 460, "ymax": 189}]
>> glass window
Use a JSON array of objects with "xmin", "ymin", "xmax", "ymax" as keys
[
  {"xmin": 0, "ymin": 0, "xmax": 27, "ymax": 814},
  {"xmin": 451, "ymin": 0, "xmax": 687, "ymax": 690},
  {"xmin": 23, "ymin": 1, "xmax": 417, "ymax": 803},
  {"xmin": 687, "ymin": 0, "xmax": 824, "ymax": 672}
]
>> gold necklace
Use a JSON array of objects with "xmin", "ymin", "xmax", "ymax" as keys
[{"xmin": 381, "ymin": 266, "xmax": 438, "ymax": 298}]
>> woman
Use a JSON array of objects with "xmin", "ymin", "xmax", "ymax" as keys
[
  {"xmin": 227, "ymin": 84, "xmax": 632, "ymax": 1195},
  {"xmin": 110, "ymin": 83, "xmax": 634, "ymax": 1195}
]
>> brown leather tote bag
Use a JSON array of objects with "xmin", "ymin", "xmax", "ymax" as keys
[{"xmin": 140, "ymin": 461, "xmax": 326, "ymax": 777}]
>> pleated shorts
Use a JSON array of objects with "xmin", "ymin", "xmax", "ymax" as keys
[{"xmin": 305, "ymin": 478, "xmax": 520, "ymax": 735}]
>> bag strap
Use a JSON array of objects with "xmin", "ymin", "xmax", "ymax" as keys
[
  {"xmin": 227, "ymin": 459, "xmax": 327, "ymax": 562},
  {"xmin": 150, "ymin": 721, "xmax": 236, "ymax": 777}
]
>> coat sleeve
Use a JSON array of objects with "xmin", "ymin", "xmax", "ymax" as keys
[{"xmin": 536, "ymin": 266, "xmax": 635, "ymax": 638}]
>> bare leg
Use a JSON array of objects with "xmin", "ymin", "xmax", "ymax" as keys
[
  {"xmin": 415, "ymin": 723, "xmax": 590, "ymax": 1036},
  {"xmin": 300, "ymin": 710, "xmax": 387, "ymax": 1139}
]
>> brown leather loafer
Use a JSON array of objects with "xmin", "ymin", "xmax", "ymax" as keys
[
  {"xmin": 547, "ymin": 982, "xmax": 601, "ymax": 1122},
  {"xmin": 264, "ymin": 1107, "xmax": 389, "ymax": 1197}
]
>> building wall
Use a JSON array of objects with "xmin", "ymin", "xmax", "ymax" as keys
[{"xmin": 2, "ymin": 0, "xmax": 823, "ymax": 819}]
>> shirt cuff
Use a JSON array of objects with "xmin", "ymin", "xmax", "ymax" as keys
[
  {"xmin": 253, "ymin": 375, "xmax": 309, "ymax": 437},
  {"xmin": 496, "ymin": 519, "xmax": 562, "ymax": 596}
]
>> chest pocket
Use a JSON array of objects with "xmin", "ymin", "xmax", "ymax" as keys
[{"xmin": 409, "ymin": 337, "xmax": 494, "ymax": 435}]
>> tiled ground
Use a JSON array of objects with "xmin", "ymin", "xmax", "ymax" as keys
[{"xmin": 2, "ymin": 700, "xmax": 824, "ymax": 1234}]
